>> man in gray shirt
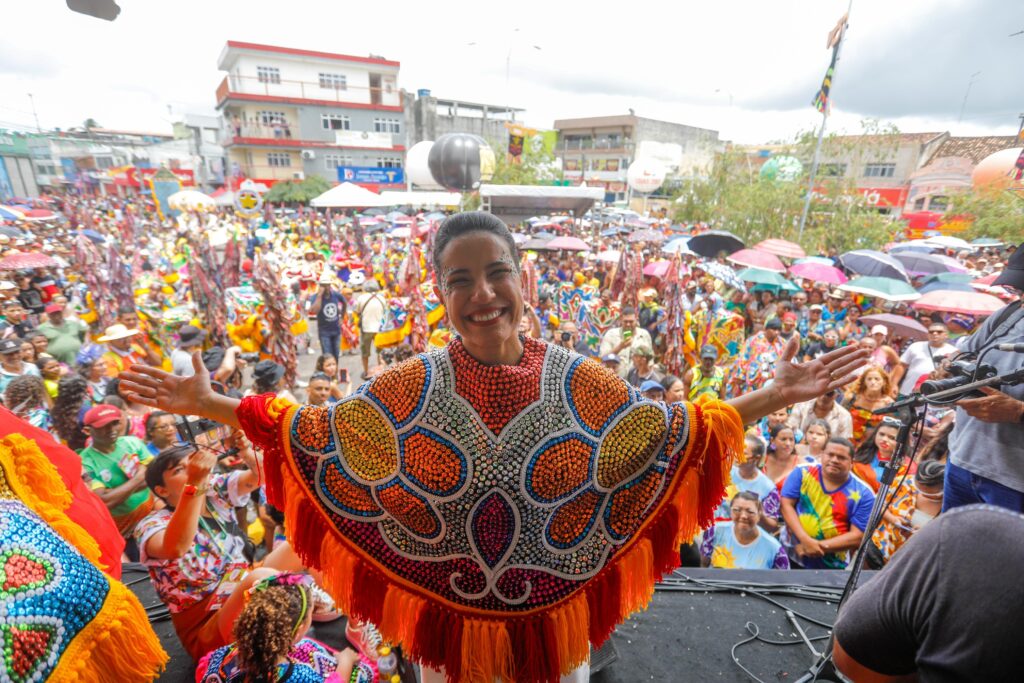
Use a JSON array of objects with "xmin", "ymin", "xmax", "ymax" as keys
[{"xmin": 945, "ymin": 244, "xmax": 1024, "ymax": 512}]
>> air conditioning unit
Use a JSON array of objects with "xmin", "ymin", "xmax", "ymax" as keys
[
  {"xmin": 293, "ymin": 171, "xmax": 305, "ymax": 180},
  {"xmin": 301, "ymin": 150, "xmax": 316, "ymax": 160}
]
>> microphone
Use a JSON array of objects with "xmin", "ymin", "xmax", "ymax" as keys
[{"xmin": 997, "ymin": 343, "xmax": 1024, "ymax": 352}]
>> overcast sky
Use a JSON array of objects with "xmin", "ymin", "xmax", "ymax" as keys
[{"xmin": 1, "ymin": 0, "xmax": 1021, "ymax": 144}]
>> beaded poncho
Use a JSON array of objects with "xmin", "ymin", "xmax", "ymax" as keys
[
  {"xmin": 239, "ymin": 337, "xmax": 743, "ymax": 683},
  {"xmin": 0, "ymin": 432, "xmax": 168, "ymax": 682}
]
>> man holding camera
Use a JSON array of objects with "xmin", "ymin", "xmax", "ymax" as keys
[
  {"xmin": 944, "ymin": 245, "xmax": 1024, "ymax": 512},
  {"xmin": 599, "ymin": 306, "xmax": 652, "ymax": 380}
]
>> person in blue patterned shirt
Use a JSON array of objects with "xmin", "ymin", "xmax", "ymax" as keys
[{"xmin": 702, "ymin": 492, "xmax": 789, "ymax": 569}]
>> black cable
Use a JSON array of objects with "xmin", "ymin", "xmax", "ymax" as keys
[
  {"xmin": 730, "ymin": 621, "xmax": 831, "ymax": 683},
  {"xmin": 671, "ymin": 573, "xmax": 838, "ymax": 630}
]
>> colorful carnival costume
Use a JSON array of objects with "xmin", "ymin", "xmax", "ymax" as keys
[
  {"xmin": 238, "ymin": 336, "xmax": 743, "ymax": 683},
  {"xmin": 0, "ymin": 411, "xmax": 168, "ymax": 682}
]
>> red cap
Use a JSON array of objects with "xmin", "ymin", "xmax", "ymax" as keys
[
  {"xmin": 45, "ymin": 303, "xmax": 63, "ymax": 314},
  {"xmin": 782, "ymin": 312, "xmax": 798, "ymax": 323},
  {"xmin": 83, "ymin": 404, "xmax": 122, "ymax": 428}
]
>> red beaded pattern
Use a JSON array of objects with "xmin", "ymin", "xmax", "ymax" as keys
[{"xmin": 448, "ymin": 336, "xmax": 545, "ymax": 434}]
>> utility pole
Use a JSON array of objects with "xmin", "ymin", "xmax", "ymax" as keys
[
  {"xmin": 957, "ymin": 71, "xmax": 981, "ymax": 123},
  {"xmin": 27, "ymin": 93, "xmax": 41, "ymax": 132}
]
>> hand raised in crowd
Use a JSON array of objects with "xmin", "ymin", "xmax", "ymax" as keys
[
  {"xmin": 121, "ymin": 352, "xmax": 215, "ymax": 415},
  {"xmin": 957, "ymin": 386, "xmax": 1024, "ymax": 424},
  {"xmin": 771, "ymin": 335, "xmax": 869, "ymax": 406},
  {"xmin": 186, "ymin": 445, "xmax": 218, "ymax": 485}
]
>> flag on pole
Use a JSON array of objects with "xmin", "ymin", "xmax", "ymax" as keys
[{"xmin": 813, "ymin": 14, "xmax": 848, "ymax": 115}]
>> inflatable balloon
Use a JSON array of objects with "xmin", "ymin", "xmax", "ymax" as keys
[
  {"xmin": 407, "ymin": 141, "xmax": 444, "ymax": 190},
  {"xmin": 758, "ymin": 155, "xmax": 803, "ymax": 182},
  {"xmin": 626, "ymin": 158, "xmax": 666, "ymax": 194},
  {"xmin": 971, "ymin": 147, "xmax": 1024, "ymax": 192},
  {"xmin": 427, "ymin": 133, "xmax": 496, "ymax": 191}
]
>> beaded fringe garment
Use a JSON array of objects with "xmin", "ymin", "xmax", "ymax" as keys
[
  {"xmin": 239, "ymin": 337, "xmax": 743, "ymax": 683},
  {"xmin": 0, "ymin": 434, "xmax": 167, "ymax": 682}
]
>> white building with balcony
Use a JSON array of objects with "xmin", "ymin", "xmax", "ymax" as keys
[{"xmin": 215, "ymin": 41, "xmax": 406, "ymax": 189}]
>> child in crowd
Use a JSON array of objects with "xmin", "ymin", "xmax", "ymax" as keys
[{"xmin": 196, "ymin": 573, "xmax": 370, "ymax": 683}]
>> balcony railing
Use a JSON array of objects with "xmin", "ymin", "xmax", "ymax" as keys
[
  {"xmin": 216, "ymin": 74, "xmax": 402, "ymax": 108},
  {"xmin": 557, "ymin": 139, "xmax": 633, "ymax": 152},
  {"xmin": 220, "ymin": 121, "xmax": 300, "ymax": 146}
]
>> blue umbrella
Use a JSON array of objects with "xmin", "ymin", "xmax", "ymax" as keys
[
  {"xmin": 794, "ymin": 256, "xmax": 834, "ymax": 266},
  {"xmin": 79, "ymin": 229, "xmax": 106, "ymax": 244},
  {"xmin": 971, "ymin": 237, "xmax": 1005, "ymax": 248},
  {"xmin": 695, "ymin": 260, "xmax": 745, "ymax": 291},
  {"xmin": 921, "ymin": 272, "xmax": 973, "ymax": 285},
  {"xmin": 662, "ymin": 237, "xmax": 693, "ymax": 254},
  {"xmin": 535, "ymin": 231, "xmax": 556, "ymax": 239},
  {"xmin": 423, "ymin": 212, "xmax": 446, "ymax": 221}
]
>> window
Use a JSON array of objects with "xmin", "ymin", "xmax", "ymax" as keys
[
  {"xmin": 321, "ymin": 114, "xmax": 351, "ymax": 131},
  {"xmin": 820, "ymin": 163, "xmax": 847, "ymax": 177},
  {"xmin": 373, "ymin": 118, "xmax": 401, "ymax": 134},
  {"xmin": 258, "ymin": 110, "xmax": 287, "ymax": 125},
  {"xmin": 376, "ymin": 156, "xmax": 403, "ymax": 168},
  {"xmin": 864, "ymin": 163, "xmax": 896, "ymax": 178},
  {"xmin": 318, "ymin": 73, "xmax": 347, "ymax": 90},
  {"xmin": 267, "ymin": 152, "xmax": 291, "ymax": 167},
  {"xmin": 94, "ymin": 157, "xmax": 114, "ymax": 169},
  {"xmin": 257, "ymin": 66, "xmax": 281, "ymax": 84},
  {"xmin": 929, "ymin": 196, "xmax": 950, "ymax": 212},
  {"xmin": 324, "ymin": 153, "xmax": 352, "ymax": 169}
]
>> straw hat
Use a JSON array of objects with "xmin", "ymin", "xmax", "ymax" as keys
[{"xmin": 97, "ymin": 323, "xmax": 141, "ymax": 342}]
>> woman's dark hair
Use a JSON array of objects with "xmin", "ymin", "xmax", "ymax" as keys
[
  {"xmin": 731, "ymin": 490, "xmax": 762, "ymax": 508},
  {"xmin": 314, "ymin": 354, "xmax": 337, "ymax": 377},
  {"xmin": 4, "ymin": 375, "xmax": 47, "ymax": 413},
  {"xmin": 52, "ymin": 374, "xmax": 89, "ymax": 450},
  {"xmin": 101, "ymin": 394, "xmax": 126, "ymax": 410},
  {"xmin": 144, "ymin": 410, "xmax": 172, "ymax": 440},
  {"xmin": 34, "ymin": 355, "xmax": 59, "ymax": 373},
  {"xmin": 915, "ymin": 460, "xmax": 946, "ymax": 487},
  {"xmin": 144, "ymin": 445, "xmax": 194, "ymax": 495},
  {"xmin": 805, "ymin": 418, "xmax": 832, "ymax": 438},
  {"xmin": 104, "ymin": 377, "xmax": 123, "ymax": 398},
  {"xmin": 430, "ymin": 211, "xmax": 519, "ymax": 275},
  {"xmin": 767, "ymin": 423, "xmax": 794, "ymax": 453},
  {"xmin": 234, "ymin": 581, "xmax": 311, "ymax": 683},
  {"xmin": 854, "ymin": 423, "xmax": 895, "ymax": 465}
]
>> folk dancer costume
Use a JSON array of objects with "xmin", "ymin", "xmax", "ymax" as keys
[
  {"xmin": 238, "ymin": 336, "xmax": 744, "ymax": 682},
  {"xmin": 0, "ymin": 408, "xmax": 168, "ymax": 682}
]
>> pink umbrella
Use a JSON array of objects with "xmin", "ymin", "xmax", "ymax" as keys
[
  {"xmin": 547, "ymin": 236, "xmax": 591, "ymax": 251},
  {"xmin": 789, "ymin": 261, "xmax": 848, "ymax": 285},
  {"xmin": 754, "ymin": 238, "xmax": 806, "ymax": 259},
  {"xmin": 972, "ymin": 272, "xmax": 1000, "ymax": 286},
  {"xmin": 913, "ymin": 290, "xmax": 1005, "ymax": 316},
  {"xmin": 643, "ymin": 261, "xmax": 671, "ymax": 278},
  {"xmin": 727, "ymin": 248, "xmax": 785, "ymax": 273}
]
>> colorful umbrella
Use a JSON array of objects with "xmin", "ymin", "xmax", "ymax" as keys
[
  {"xmin": 21, "ymin": 209, "xmax": 57, "ymax": 221},
  {"xmin": 522, "ymin": 238, "xmax": 555, "ymax": 251},
  {"xmin": 913, "ymin": 290, "xmax": 1004, "ymax": 315},
  {"xmin": 838, "ymin": 276, "xmax": 920, "ymax": 302},
  {"xmin": 727, "ymin": 248, "xmax": 786, "ymax": 273},
  {"xmin": 972, "ymin": 272, "xmax": 1001, "ymax": 286},
  {"xmin": 0, "ymin": 252, "xmax": 59, "ymax": 271},
  {"xmin": 737, "ymin": 267, "xmax": 791, "ymax": 287},
  {"xmin": 893, "ymin": 252, "xmax": 967, "ymax": 276},
  {"xmin": 861, "ymin": 313, "xmax": 929, "ymax": 341},
  {"xmin": 510, "ymin": 233, "xmax": 530, "ymax": 245},
  {"xmin": 794, "ymin": 256, "xmax": 834, "ymax": 266},
  {"xmin": 789, "ymin": 261, "xmax": 847, "ymax": 286},
  {"xmin": 754, "ymin": 238, "xmax": 805, "ymax": 259},
  {"xmin": 628, "ymin": 229, "xmax": 665, "ymax": 243},
  {"xmin": 888, "ymin": 242, "xmax": 937, "ymax": 254},
  {"xmin": 687, "ymin": 230, "xmax": 744, "ymax": 257},
  {"xmin": 547, "ymin": 236, "xmax": 591, "ymax": 251},
  {"xmin": 839, "ymin": 250, "xmax": 909, "ymax": 281},
  {"xmin": 643, "ymin": 261, "xmax": 672, "ymax": 278}
]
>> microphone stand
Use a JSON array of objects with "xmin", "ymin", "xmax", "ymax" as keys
[{"xmin": 794, "ymin": 366, "xmax": 1024, "ymax": 682}]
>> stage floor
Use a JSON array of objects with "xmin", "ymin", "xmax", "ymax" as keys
[{"xmin": 131, "ymin": 566, "xmax": 856, "ymax": 682}]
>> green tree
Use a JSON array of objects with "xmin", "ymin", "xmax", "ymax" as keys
[
  {"xmin": 83, "ymin": 118, "xmax": 100, "ymax": 130},
  {"xmin": 671, "ymin": 119, "xmax": 903, "ymax": 255},
  {"xmin": 463, "ymin": 135, "xmax": 562, "ymax": 209},
  {"xmin": 264, "ymin": 175, "xmax": 332, "ymax": 205},
  {"xmin": 950, "ymin": 185, "xmax": 1024, "ymax": 243}
]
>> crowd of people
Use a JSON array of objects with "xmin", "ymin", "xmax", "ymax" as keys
[{"xmin": 0, "ymin": 189, "xmax": 1020, "ymax": 681}]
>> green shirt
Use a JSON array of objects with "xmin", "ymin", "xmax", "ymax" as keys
[
  {"xmin": 37, "ymin": 319, "xmax": 86, "ymax": 364},
  {"xmin": 80, "ymin": 436, "xmax": 153, "ymax": 516}
]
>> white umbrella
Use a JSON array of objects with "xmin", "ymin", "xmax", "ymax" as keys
[
  {"xmin": 167, "ymin": 190, "xmax": 216, "ymax": 210},
  {"xmin": 596, "ymin": 249, "xmax": 621, "ymax": 263},
  {"xmin": 923, "ymin": 235, "xmax": 971, "ymax": 250},
  {"xmin": 311, "ymin": 182, "xmax": 391, "ymax": 208}
]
